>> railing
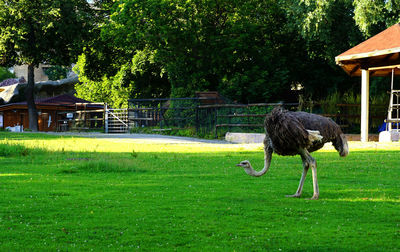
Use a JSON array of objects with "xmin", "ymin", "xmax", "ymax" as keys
[
  {"xmin": 197, "ymin": 103, "xmax": 299, "ymax": 138},
  {"xmin": 56, "ymin": 99, "xmax": 388, "ymax": 137},
  {"xmin": 128, "ymin": 99, "xmax": 388, "ymax": 137},
  {"xmin": 57, "ymin": 103, "xmax": 105, "ymax": 132},
  {"xmin": 106, "ymin": 108, "xmax": 129, "ymax": 133}
]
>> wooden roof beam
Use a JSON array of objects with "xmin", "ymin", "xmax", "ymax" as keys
[{"xmin": 349, "ymin": 65, "xmax": 360, "ymax": 76}]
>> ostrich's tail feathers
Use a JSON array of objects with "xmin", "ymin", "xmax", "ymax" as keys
[
  {"xmin": 334, "ymin": 133, "xmax": 349, "ymax": 157},
  {"xmin": 307, "ymin": 130, "xmax": 323, "ymax": 143}
]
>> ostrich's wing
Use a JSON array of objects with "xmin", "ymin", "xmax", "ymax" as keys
[
  {"xmin": 293, "ymin": 111, "xmax": 344, "ymax": 141},
  {"xmin": 264, "ymin": 108, "xmax": 309, "ymax": 156},
  {"xmin": 293, "ymin": 111, "xmax": 348, "ymax": 155}
]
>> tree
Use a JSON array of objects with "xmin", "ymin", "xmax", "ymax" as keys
[
  {"xmin": 353, "ymin": 0, "xmax": 400, "ymax": 37},
  {"xmin": 78, "ymin": 0, "xmax": 295, "ymax": 103},
  {"xmin": 0, "ymin": 0, "xmax": 95, "ymax": 131},
  {"xmin": 282, "ymin": 0, "xmax": 365, "ymax": 98},
  {"xmin": 78, "ymin": 0, "xmax": 388, "ymax": 104},
  {"xmin": 0, "ymin": 67, "xmax": 15, "ymax": 82},
  {"xmin": 44, "ymin": 66, "xmax": 70, "ymax": 81},
  {"xmin": 74, "ymin": 48, "xmax": 170, "ymax": 108}
]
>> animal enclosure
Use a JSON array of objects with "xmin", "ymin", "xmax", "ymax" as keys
[{"xmin": 127, "ymin": 98, "xmax": 387, "ymax": 137}]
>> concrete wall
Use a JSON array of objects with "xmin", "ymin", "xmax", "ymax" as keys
[
  {"xmin": 225, "ymin": 132, "xmax": 265, "ymax": 144},
  {"xmin": 13, "ymin": 64, "xmax": 52, "ymax": 82}
]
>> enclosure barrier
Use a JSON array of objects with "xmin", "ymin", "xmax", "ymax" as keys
[
  {"xmin": 128, "ymin": 99, "xmax": 387, "ymax": 137},
  {"xmin": 57, "ymin": 99, "xmax": 387, "ymax": 137}
]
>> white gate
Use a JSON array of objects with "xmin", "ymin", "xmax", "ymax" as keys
[{"xmin": 105, "ymin": 106, "xmax": 129, "ymax": 133}]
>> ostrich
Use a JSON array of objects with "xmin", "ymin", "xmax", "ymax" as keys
[{"xmin": 236, "ymin": 107, "xmax": 348, "ymax": 200}]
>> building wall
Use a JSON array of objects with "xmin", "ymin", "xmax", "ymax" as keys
[
  {"xmin": 38, "ymin": 110, "xmax": 57, "ymax": 132},
  {"xmin": 13, "ymin": 64, "xmax": 52, "ymax": 82},
  {"xmin": 2, "ymin": 109, "xmax": 58, "ymax": 131},
  {"xmin": 3, "ymin": 109, "xmax": 29, "ymax": 130}
]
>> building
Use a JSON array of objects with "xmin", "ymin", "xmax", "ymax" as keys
[
  {"xmin": 336, "ymin": 23, "xmax": 400, "ymax": 142},
  {"xmin": 0, "ymin": 94, "xmax": 103, "ymax": 132},
  {"xmin": 12, "ymin": 64, "xmax": 53, "ymax": 82}
]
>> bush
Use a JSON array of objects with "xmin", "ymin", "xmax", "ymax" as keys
[
  {"xmin": 44, "ymin": 66, "xmax": 69, "ymax": 80},
  {"xmin": 0, "ymin": 67, "xmax": 15, "ymax": 82}
]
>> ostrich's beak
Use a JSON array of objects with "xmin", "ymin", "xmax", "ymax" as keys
[{"xmin": 236, "ymin": 164, "xmax": 242, "ymax": 167}]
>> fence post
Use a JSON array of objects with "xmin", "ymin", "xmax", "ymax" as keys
[
  {"xmin": 214, "ymin": 107, "xmax": 218, "ymax": 138},
  {"xmin": 104, "ymin": 103, "xmax": 108, "ymax": 133},
  {"xmin": 195, "ymin": 105, "xmax": 199, "ymax": 135}
]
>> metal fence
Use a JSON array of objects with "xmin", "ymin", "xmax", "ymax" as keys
[
  {"xmin": 128, "ymin": 98, "xmax": 388, "ymax": 137},
  {"xmin": 196, "ymin": 103, "xmax": 299, "ymax": 138},
  {"xmin": 128, "ymin": 97, "xmax": 216, "ymax": 129},
  {"xmin": 128, "ymin": 98, "xmax": 300, "ymax": 137},
  {"xmin": 58, "ymin": 98, "xmax": 387, "ymax": 136}
]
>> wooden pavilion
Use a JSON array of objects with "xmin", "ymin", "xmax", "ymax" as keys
[
  {"xmin": 336, "ymin": 23, "xmax": 400, "ymax": 142},
  {"xmin": 0, "ymin": 94, "xmax": 102, "ymax": 132}
]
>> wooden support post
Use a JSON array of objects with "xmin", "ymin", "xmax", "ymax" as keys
[
  {"xmin": 104, "ymin": 103, "xmax": 108, "ymax": 133},
  {"xmin": 361, "ymin": 69, "xmax": 370, "ymax": 142}
]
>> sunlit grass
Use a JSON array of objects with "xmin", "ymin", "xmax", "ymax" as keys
[
  {"xmin": 0, "ymin": 173, "xmax": 30, "ymax": 177},
  {"xmin": 0, "ymin": 137, "xmax": 258, "ymax": 154},
  {"xmin": 1, "ymin": 132, "xmax": 400, "ymax": 250}
]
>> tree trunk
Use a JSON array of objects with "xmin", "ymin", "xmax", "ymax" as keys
[{"xmin": 26, "ymin": 64, "xmax": 39, "ymax": 131}]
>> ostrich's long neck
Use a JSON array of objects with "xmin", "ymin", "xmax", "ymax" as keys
[{"xmin": 244, "ymin": 146, "xmax": 273, "ymax": 177}]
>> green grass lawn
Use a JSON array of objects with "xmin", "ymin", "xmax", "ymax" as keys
[{"xmin": 1, "ymin": 132, "xmax": 400, "ymax": 251}]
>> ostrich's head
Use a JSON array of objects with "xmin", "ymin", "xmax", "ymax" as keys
[
  {"xmin": 236, "ymin": 160, "xmax": 251, "ymax": 169},
  {"xmin": 236, "ymin": 160, "xmax": 255, "ymax": 175}
]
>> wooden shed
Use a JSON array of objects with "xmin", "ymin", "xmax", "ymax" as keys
[
  {"xmin": 0, "ymin": 94, "xmax": 102, "ymax": 132},
  {"xmin": 336, "ymin": 23, "xmax": 400, "ymax": 141}
]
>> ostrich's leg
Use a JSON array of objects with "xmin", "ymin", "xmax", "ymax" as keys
[
  {"xmin": 309, "ymin": 156, "xmax": 319, "ymax": 200},
  {"xmin": 304, "ymin": 150, "xmax": 318, "ymax": 200},
  {"xmin": 286, "ymin": 153, "xmax": 309, "ymax": 198}
]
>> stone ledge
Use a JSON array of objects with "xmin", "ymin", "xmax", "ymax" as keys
[
  {"xmin": 225, "ymin": 132, "xmax": 265, "ymax": 144},
  {"xmin": 225, "ymin": 132, "xmax": 381, "ymax": 144}
]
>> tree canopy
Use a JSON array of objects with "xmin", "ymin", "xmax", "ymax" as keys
[
  {"xmin": 79, "ymin": 0, "xmax": 385, "ymax": 105},
  {"xmin": 0, "ymin": 67, "xmax": 14, "ymax": 82},
  {"xmin": 0, "ymin": 0, "xmax": 96, "ymax": 130},
  {"xmin": 3, "ymin": 0, "xmax": 400, "ymax": 109}
]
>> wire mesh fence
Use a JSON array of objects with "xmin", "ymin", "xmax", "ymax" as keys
[
  {"xmin": 54, "ymin": 98, "xmax": 388, "ymax": 137},
  {"xmin": 128, "ymin": 98, "xmax": 388, "ymax": 137}
]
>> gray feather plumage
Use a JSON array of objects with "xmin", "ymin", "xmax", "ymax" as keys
[{"xmin": 264, "ymin": 107, "xmax": 348, "ymax": 156}]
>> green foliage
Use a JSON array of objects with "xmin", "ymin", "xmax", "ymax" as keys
[
  {"xmin": 0, "ymin": 140, "xmax": 47, "ymax": 156},
  {"xmin": 74, "ymin": 49, "xmax": 170, "ymax": 108},
  {"xmin": 80, "ymin": 0, "xmax": 299, "ymax": 102},
  {"xmin": 0, "ymin": 0, "xmax": 96, "ymax": 67},
  {"xmin": 0, "ymin": 67, "xmax": 15, "ymax": 82},
  {"xmin": 317, "ymin": 90, "xmax": 389, "ymax": 132},
  {"xmin": 81, "ymin": 0, "xmax": 394, "ymax": 103},
  {"xmin": 43, "ymin": 66, "xmax": 69, "ymax": 81},
  {"xmin": 77, "ymin": 160, "xmax": 145, "ymax": 173},
  {"xmin": 130, "ymin": 126, "xmax": 198, "ymax": 138},
  {"xmin": 353, "ymin": 0, "xmax": 400, "ymax": 37},
  {"xmin": 0, "ymin": 0, "xmax": 97, "ymax": 131},
  {"xmin": 74, "ymin": 57, "xmax": 134, "ymax": 108},
  {"xmin": 0, "ymin": 142, "xmax": 29, "ymax": 157},
  {"xmin": 284, "ymin": 0, "xmax": 364, "ymax": 98}
]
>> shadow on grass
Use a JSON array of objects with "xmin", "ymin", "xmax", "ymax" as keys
[{"xmin": 1, "ymin": 135, "xmax": 400, "ymax": 250}]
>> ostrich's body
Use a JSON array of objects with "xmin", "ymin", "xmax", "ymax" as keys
[{"xmin": 237, "ymin": 107, "xmax": 348, "ymax": 200}]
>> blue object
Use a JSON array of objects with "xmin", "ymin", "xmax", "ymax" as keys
[
  {"xmin": 379, "ymin": 122, "xmax": 399, "ymax": 132},
  {"xmin": 378, "ymin": 122, "xmax": 386, "ymax": 132}
]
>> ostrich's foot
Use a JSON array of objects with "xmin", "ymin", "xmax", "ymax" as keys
[
  {"xmin": 285, "ymin": 194, "xmax": 301, "ymax": 198},
  {"xmin": 306, "ymin": 195, "xmax": 319, "ymax": 200}
]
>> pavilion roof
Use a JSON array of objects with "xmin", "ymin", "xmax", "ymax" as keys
[{"xmin": 336, "ymin": 23, "xmax": 400, "ymax": 77}]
